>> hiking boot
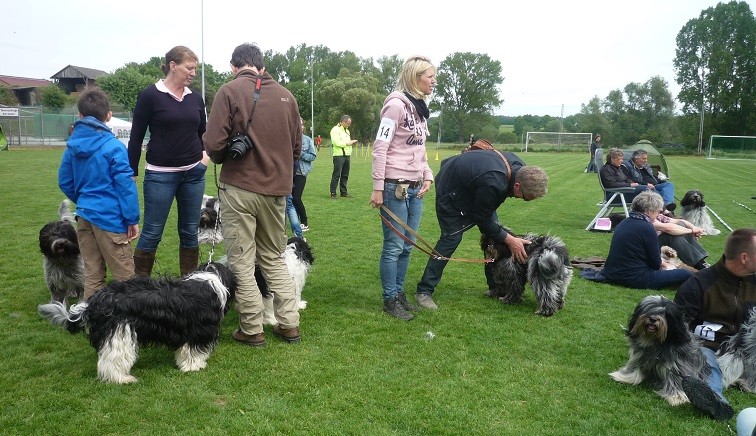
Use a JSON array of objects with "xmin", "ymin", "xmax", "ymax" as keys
[
  {"xmin": 232, "ymin": 329, "xmax": 266, "ymax": 347},
  {"xmin": 397, "ymin": 293, "xmax": 419, "ymax": 311},
  {"xmin": 272, "ymin": 325, "xmax": 301, "ymax": 343},
  {"xmin": 416, "ymin": 293, "xmax": 438, "ymax": 310},
  {"xmin": 383, "ymin": 297, "xmax": 413, "ymax": 321},
  {"xmin": 682, "ymin": 376, "xmax": 734, "ymax": 421}
]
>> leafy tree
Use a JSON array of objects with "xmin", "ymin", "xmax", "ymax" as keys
[
  {"xmin": 317, "ymin": 70, "xmax": 381, "ymax": 143},
  {"xmin": 0, "ymin": 87, "xmax": 19, "ymax": 106},
  {"xmin": 674, "ymin": 1, "xmax": 756, "ymax": 138},
  {"xmin": 432, "ymin": 52, "xmax": 503, "ymax": 142},
  {"xmin": 97, "ymin": 65, "xmax": 155, "ymax": 112},
  {"xmin": 39, "ymin": 85, "xmax": 67, "ymax": 111},
  {"xmin": 374, "ymin": 55, "xmax": 403, "ymax": 95}
]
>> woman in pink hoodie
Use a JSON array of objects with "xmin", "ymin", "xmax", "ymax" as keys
[{"xmin": 370, "ymin": 56, "xmax": 436, "ymax": 321}]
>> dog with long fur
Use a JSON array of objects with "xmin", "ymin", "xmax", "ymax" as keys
[
  {"xmin": 39, "ymin": 199, "xmax": 84, "ymax": 305},
  {"xmin": 257, "ymin": 236, "xmax": 314, "ymax": 325},
  {"xmin": 610, "ymin": 295, "xmax": 711, "ymax": 405},
  {"xmin": 717, "ymin": 307, "xmax": 756, "ymax": 393},
  {"xmin": 198, "ymin": 195, "xmax": 223, "ymax": 244},
  {"xmin": 481, "ymin": 227, "xmax": 572, "ymax": 317},
  {"xmin": 679, "ymin": 189, "xmax": 720, "ymax": 236},
  {"xmin": 37, "ymin": 262, "xmax": 236, "ymax": 384}
]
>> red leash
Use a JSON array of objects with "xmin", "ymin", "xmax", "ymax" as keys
[{"xmin": 379, "ymin": 205, "xmax": 492, "ymax": 264}]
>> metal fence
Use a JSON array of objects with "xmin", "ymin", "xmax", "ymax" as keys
[{"xmin": 0, "ymin": 105, "xmax": 131, "ymax": 147}]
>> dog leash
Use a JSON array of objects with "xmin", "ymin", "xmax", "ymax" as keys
[{"xmin": 379, "ymin": 205, "xmax": 493, "ymax": 263}]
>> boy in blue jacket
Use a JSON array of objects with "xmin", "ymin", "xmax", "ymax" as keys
[{"xmin": 59, "ymin": 89, "xmax": 140, "ymax": 299}]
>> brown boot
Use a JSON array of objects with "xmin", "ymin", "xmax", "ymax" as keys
[
  {"xmin": 179, "ymin": 247, "xmax": 199, "ymax": 275},
  {"xmin": 133, "ymin": 249, "xmax": 156, "ymax": 277}
]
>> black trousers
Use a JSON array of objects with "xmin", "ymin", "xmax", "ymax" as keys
[
  {"xmin": 292, "ymin": 174, "xmax": 308, "ymax": 226},
  {"xmin": 330, "ymin": 155, "xmax": 351, "ymax": 195}
]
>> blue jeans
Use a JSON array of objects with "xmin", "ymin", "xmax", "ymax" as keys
[
  {"xmin": 644, "ymin": 268, "xmax": 693, "ymax": 289},
  {"xmin": 286, "ymin": 195, "xmax": 302, "ymax": 238},
  {"xmin": 137, "ymin": 163, "xmax": 206, "ymax": 252},
  {"xmin": 700, "ymin": 346, "xmax": 728, "ymax": 403},
  {"xmin": 379, "ymin": 182, "xmax": 423, "ymax": 300},
  {"xmin": 653, "ymin": 181, "xmax": 675, "ymax": 205}
]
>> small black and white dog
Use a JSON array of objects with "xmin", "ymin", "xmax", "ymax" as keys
[
  {"xmin": 257, "ymin": 236, "xmax": 314, "ymax": 325},
  {"xmin": 717, "ymin": 307, "xmax": 756, "ymax": 393},
  {"xmin": 610, "ymin": 295, "xmax": 710, "ymax": 405},
  {"xmin": 680, "ymin": 189, "xmax": 720, "ymax": 236},
  {"xmin": 198, "ymin": 195, "xmax": 223, "ymax": 244},
  {"xmin": 37, "ymin": 262, "xmax": 236, "ymax": 384},
  {"xmin": 481, "ymin": 227, "xmax": 572, "ymax": 316},
  {"xmin": 39, "ymin": 199, "xmax": 84, "ymax": 305}
]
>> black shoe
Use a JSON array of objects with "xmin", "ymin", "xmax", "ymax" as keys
[
  {"xmin": 383, "ymin": 297, "xmax": 413, "ymax": 320},
  {"xmin": 340, "ymin": 193, "xmax": 353, "ymax": 198},
  {"xmin": 665, "ymin": 203, "xmax": 677, "ymax": 213},
  {"xmin": 694, "ymin": 260, "xmax": 711, "ymax": 270},
  {"xmin": 397, "ymin": 293, "xmax": 419, "ymax": 311},
  {"xmin": 682, "ymin": 376, "xmax": 734, "ymax": 421},
  {"xmin": 330, "ymin": 193, "xmax": 337, "ymax": 199}
]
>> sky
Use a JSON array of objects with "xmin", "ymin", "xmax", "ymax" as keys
[{"xmin": 2, "ymin": 0, "xmax": 753, "ymax": 117}]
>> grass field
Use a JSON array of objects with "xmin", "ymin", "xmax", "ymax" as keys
[{"xmin": 0, "ymin": 147, "xmax": 754, "ymax": 435}]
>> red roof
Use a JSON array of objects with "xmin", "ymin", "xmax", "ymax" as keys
[{"xmin": 0, "ymin": 75, "xmax": 52, "ymax": 89}]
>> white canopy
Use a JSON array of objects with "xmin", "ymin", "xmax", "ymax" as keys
[{"xmin": 106, "ymin": 116, "xmax": 132, "ymax": 146}]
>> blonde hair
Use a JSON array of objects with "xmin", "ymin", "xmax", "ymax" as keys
[{"xmin": 396, "ymin": 56, "xmax": 435, "ymax": 100}]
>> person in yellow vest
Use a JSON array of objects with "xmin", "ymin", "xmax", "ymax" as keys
[{"xmin": 329, "ymin": 115, "xmax": 357, "ymax": 198}]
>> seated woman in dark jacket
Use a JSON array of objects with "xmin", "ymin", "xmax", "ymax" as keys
[
  {"xmin": 602, "ymin": 191, "xmax": 693, "ymax": 289},
  {"xmin": 599, "ymin": 148, "xmax": 648, "ymax": 202}
]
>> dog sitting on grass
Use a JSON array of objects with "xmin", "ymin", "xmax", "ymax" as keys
[{"xmin": 39, "ymin": 199, "xmax": 84, "ymax": 305}]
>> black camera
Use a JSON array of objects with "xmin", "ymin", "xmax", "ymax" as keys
[{"xmin": 226, "ymin": 132, "xmax": 254, "ymax": 160}]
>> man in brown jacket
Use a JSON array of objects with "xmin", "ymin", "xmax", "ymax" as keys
[{"xmin": 203, "ymin": 42, "xmax": 302, "ymax": 346}]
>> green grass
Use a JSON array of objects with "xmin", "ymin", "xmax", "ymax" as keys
[{"xmin": 0, "ymin": 148, "xmax": 754, "ymax": 435}]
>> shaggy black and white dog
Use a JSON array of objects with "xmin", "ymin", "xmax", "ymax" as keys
[
  {"xmin": 680, "ymin": 189, "xmax": 720, "ymax": 236},
  {"xmin": 39, "ymin": 199, "xmax": 84, "ymax": 305},
  {"xmin": 37, "ymin": 262, "xmax": 236, "ymax": 384},
  {"xmin": 481, "ymin": 227, "xmax": 572, "ymax": 316},
  {"xmin": 198, "ymin": 195, "xmax": 223, "ymax": 244},
  {"xmin": 257, "ymin": 236, "xmax": 314, "ymax": 325},
  {"xmin": 610, "ymin": 295, "xmax": 710, "ymax": 405},
  {"xmin": 717, "ymin": 307, "xmax": 756, "ymax": 393}
]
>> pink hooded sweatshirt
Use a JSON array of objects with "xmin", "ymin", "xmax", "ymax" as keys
[{"xmin": 372, "ymin": 91, "xmax": 434, "ymax": 191}]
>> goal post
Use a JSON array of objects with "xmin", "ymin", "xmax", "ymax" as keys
[
  {"xmin": 524, "ymin": 132, "xmax": 593, "ymax": 152},
  {"xmin": 707, "ymin": 135, "xmax": 756, "ymax": 160}
]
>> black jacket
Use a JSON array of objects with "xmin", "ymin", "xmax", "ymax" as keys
[{"xmin": 435, "ymin": 150, "xmax": 524, "ymax": 242}]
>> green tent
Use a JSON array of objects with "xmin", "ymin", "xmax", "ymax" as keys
[{"xmin": 625, "ymin": 139, "xmax": 669, "ymax": 178}]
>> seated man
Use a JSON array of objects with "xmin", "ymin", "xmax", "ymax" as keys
[
  {"xmin": 599, "ymin": 148, "xmax": 648, "ymax": 202},
  {"xmin": 623, "ymin": 149, "xmax": 676, "ymax": 213}
]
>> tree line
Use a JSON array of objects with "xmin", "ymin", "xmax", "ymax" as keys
[{"xmin": 4, "ymin": 1, "xmax": 753, "ymax": 151}]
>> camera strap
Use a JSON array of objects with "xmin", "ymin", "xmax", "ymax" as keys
[{"xmin": 243, "ymin": 77, "xmax": 262, "ymax": 134}]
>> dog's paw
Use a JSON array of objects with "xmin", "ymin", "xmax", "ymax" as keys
[
  {"xmin": 498, "ymin": 295, "xmax": 523, "ymax": 305},
  {"xmin": 298, "ymin": 300, "xmax": 307, "ymax": 310}
]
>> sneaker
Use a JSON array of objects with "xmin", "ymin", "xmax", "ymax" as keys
[
  {"xmin": 415, "ymin": 293, "xmax": 438, "ymax": 310},
  {"xmin": 383, "ymin": 297, "xmax": 413, "ymax": 320},
  {"xmin": 300, "ymin": 224, "xmax": 310, "ymax": 232},
  {"xmin": 272, "ymin": 325, "xmax": 301, "ymax": 343},
  {"xmin": 682, "ymin": 376, "xmax": 734, "ymax": 421},
  {"xmin": 232, "ymin": 329, "xmax": 266, "ymax": 347},
  {"xmin": 397, "ymin": 293, "xmax": 419, "ymax": 311},
  {"xmin": 330, "ymin": 193, "xmax": 337, "ymax": 199},
  {"xmin": 694, "ymin": 260, "xmax": 711, "ymax": 270}
]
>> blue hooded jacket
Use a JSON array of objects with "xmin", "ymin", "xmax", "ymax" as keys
[{"xmin": 58, "ymin": 116, "xmax": 140, "ymax": 233}]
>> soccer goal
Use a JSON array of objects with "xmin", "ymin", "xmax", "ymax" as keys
[
  {"xmin": 707, "ymin": 135, "xmax": 756, "ymax": 160},
  {"xmin": 524, "ymin": 132, "xmax": 593, "ymax": 152}
]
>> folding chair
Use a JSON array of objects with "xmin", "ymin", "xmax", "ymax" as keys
[{"xmin": 585, "ymin": 149, "xmax": 635, "ymax": 231}]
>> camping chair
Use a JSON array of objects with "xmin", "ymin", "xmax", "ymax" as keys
[{"xmin": 585, "ymin": 148, "xmax": 635, "ymax": 231}]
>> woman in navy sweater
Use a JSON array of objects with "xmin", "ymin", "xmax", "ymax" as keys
[
  {"xmin": 602, "ymin": 191, "xmax": 693, "ymax": 289},
  {"xmin": 128, "ymin": 46, "xmax": 207, "ymax": 276}
]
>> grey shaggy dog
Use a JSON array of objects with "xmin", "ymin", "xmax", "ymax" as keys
[
  {"xmin": 481, "ymin": 227, "xmax": 572, "ymax": 317},
  {"xmin": 679, "ymin": 189, "xmax": 720, "ymax": 236},
  {"xmin": 717, "ymin": 307, "xmax": 756, "ymax": 392},
  {"xmin": 610, "ymin": 295, "xmax": 710, "ymax": 405},
  {"xmin": 38, "ymin": 200, "xmax": 84, "ymax": 305}
]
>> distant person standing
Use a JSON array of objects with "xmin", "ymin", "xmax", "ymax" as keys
[
  {"xmin": 293, "ymin": 117, "xmax": 317, "ymax": 231},
  {"xmin": 315, "ymin": 135, "xmax": 322, "ymax": 150},
  {"xmin": 370, "ymin": 55, "xmax": 436, "ymax": 320},
  {"xmin": 128, "ymin": 45, "xmax": 207, "ymax": 277},
  {"xmin": 585, "ymin": 134, "xmax": 601, "ymax": 173},
  {"xmin": 329, "ymin": 115, "xmax": 357, "ymax": 198}
]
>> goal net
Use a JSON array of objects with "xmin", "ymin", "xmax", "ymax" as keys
[
  {"xmin": 707, "ymin": 135, "xmax": 756, "ymax": 160},
  {"xmin": 524, "ymin": 132, "xmax": 593, "ymax": 152}
]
